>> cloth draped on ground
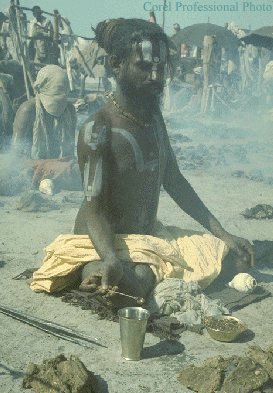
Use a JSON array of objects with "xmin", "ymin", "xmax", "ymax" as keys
[
  {"xmin": 30, "ymin": 225, "xmax": 227, "ymax": 293},
  {"xmin": 32, "ymin": 65, "xmax": 75, "ymax": 159}
]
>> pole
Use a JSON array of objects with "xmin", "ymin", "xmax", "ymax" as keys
[
  {"xmin": 201, "ymin": 35, "xmax": 214, "ymax": 113},
  {"xmin": 74, "ymin": 45, "xmax": 95, "ymax": 78},
  {"xmin": 10, "ymin": 0, "xmax": 33, "ymax": 98},
  {"xmin": 162, "ymin": 0, "xmax": 167, "ymax": 30},
  {"xmin": 52, "ymin": 9, "xmax": 59, "ymax": 65},
  {"xmin": 16, "ymin": 5, "xmax": 67, "ymax": 23}
]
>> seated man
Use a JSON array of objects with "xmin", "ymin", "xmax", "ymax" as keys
[
  {"xmin": 12, "ymin": 64, "xmax": 76, "ymax": 159},
  {"xmin": 74, "ymin": 18, "xmax": 254, "ymax": 300}
]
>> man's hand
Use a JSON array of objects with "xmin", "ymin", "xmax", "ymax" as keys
[
  {"xmin": 101, "ymin": 257, "xmax": 124, "ymax": 290},
  {"xmin": 221, "ymin": 232, "xmax": 255, "ymax": 270},
  {"xmin": 79, "ymin": 257, "xmax": 123, "ymax": 293}
]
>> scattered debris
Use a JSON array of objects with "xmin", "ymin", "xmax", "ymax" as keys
[
  {"xmin": 61, "ymin": 290, "xmax": 185, "ymax": 340},
  {"xmin": 241, "ymin": 204, "xmax": 273, "ymax": 220},
  {"xmin": 147, "ymin": 315, "xmax": 186, "ymax": 340},
  {"xmin": 22, "ymin": 354, "xmax": 99, "ymax": 393},
  {"xmin": 16, "ymin": 191, "xmax": 59, "ymax": 212},
  {"xmin": 13, "ymin": 268, "xmax": 37, "ymax": 280},
  {"xmin": 62, "ymin": 192, "xmax": 83, "ymax": 204},
  {"xmin": 61, "ymin": 290, "xmax": 119, "ymax": 321},
  {"xmin": 232, "ymin": 170, "xmax": 246, "ymax": 178}
]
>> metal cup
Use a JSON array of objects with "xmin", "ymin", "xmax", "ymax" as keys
[{"xmin": 118, "ymin": 307, "xmax": 150, "ymax": 361}]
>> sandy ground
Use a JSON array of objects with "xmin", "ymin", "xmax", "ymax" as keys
[{"xmin": 1, "ymin": 109, "xmax": 273, "ymax": 393}]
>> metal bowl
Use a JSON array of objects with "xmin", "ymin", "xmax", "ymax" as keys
[{"xmin": 204, "ymin": 315, "xmax": 247, "ymax": 342}]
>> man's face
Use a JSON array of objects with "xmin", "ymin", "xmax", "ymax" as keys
[{"xmin": 118, "ymin": 39, "xmax": 167, "ymax": 97}]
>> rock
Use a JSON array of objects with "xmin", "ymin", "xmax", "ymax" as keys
[
  {"xmin": 222, "ymin": 357, "xmax": 269, "ymax": 393},
  {"xmin": 169, "ymin": 133, "xmax": 192, "ymax": 143},
  {"xmin": 241, "ymin": 204, "xmax": 273, "ymax": 220},
  {"xmin": 248, "ymin": 170, "xmax": 264, "ymax": 182},
  {"xmin": 22, "ymin": 354, "xmax": 99, "ymax": 393},
  {"xmin": 177, "ymin": 356, "xmax": 238, "ymax": 393},
  {"xmin": 16, "ymin": 191, "xmax": 59, "ymax": 212},
  {"xmin": 39, "ymin": 179, "xmax": 55, "ymax": 196},
  {"xmin": 247, "ymin": 346, "xmax": 273, "ymax": 379},
  {"xmin": 177, "ymin": 345, "xmax": 273, "ymax": 393},
  {"xmin": 62, "ymin": 192, "xmax": 83, "ymax": 204},
  {"xmin": 232, "ymin": 170, "xmax": 246, "ymax": 178}
]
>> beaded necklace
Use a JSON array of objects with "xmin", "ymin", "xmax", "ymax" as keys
[{"xmin": 105, "ymin": 91, "xmax": 151, "ymax": 129}]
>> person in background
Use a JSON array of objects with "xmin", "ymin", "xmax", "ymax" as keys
[
  {"xmin": 28, "ymin": 6, "xmax": 54, "ymax": 64},
  {"xmin": 173, "ymin": 23, "xmax": 181, "ymax": 35},
  {"xmin": 13, "ymin": 64, "xmax": 76, "ymax": 159}
]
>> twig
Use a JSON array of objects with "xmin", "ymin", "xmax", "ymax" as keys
[{"xmin": 0, "ymin": 303, "xmax": 106, "ymax": 348}]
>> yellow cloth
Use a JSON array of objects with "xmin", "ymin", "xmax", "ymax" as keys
[{"xmin": 30, "ymin": 226, "xmax": 227, "ymax": 293}]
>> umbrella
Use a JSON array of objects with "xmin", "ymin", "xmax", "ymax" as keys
[
  {"xmin": 240, "ymin": 26, "xmax": 273, "ymax": 49},
  {"xmin": 171, "ymin": 23, "xmax": 240, "ymax": 50}
]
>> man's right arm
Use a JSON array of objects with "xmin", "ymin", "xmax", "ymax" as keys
[
  {"xmin": 12, "ymin": 98, "xmax": 36, "ymax": 157},
  {"xmin": 77, "ymin": 115, "xmax": 123, "ymax": 288}
]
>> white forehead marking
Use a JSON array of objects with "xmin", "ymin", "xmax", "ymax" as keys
[
  {"xmin": 139, "ymin": 40, "xmax": 167, "ymax": 63},
  {"xmin": 141, "ymin": 40, "xmax": 153, "ymax": 62}
]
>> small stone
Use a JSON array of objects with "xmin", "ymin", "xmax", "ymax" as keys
[{"xmin": 39, "ymin": 178, "xmax": 55, "ymax": 196}]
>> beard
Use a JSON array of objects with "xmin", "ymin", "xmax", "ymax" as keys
[{"xmin": 118, "ymin": 75, "xmax": 163, "ymax": 102}]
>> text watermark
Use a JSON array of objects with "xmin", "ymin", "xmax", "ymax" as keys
[{"xmin": 143, "ymin": 1, "xmax": 273, "ymax": 12}]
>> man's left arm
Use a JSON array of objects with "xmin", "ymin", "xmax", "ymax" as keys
[{"xmin": 162, "ymin": 139, "xmax": 254, "ymax": 266}]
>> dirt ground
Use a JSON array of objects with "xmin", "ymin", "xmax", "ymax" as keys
[{"xmin": 1, "ymin": 110, "xmax": 273, "ymax": 393}]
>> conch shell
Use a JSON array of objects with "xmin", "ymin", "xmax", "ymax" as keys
[{"xmin": 228, "ymin": 273, "xmax": 257, "ymax": 293}]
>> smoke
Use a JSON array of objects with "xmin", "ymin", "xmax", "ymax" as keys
[
  {"xmin": 0, "ymin": 147, "xmax": 33, "ymax": 196},
  {"xmin": 162, "ymin": 86, "xmax": 273, "ymax": 188}
]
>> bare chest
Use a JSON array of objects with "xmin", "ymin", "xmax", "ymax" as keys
[{"xmin": 110, "ymin": 118, "xmax": 168, "ymax": 179}]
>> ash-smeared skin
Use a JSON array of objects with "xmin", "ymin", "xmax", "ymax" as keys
[{"xmin": 75, "ymin": 19, "xmax": 254, "ymax": 302}]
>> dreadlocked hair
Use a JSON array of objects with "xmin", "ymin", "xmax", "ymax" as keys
[{"xmin": 95, "ymin": 18, "xmax": 173, "ymax": 75}]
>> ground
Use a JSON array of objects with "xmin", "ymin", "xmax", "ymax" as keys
[{"xmin": 0, "ymin": 109, "xmax": 273, "ymax": 393}]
